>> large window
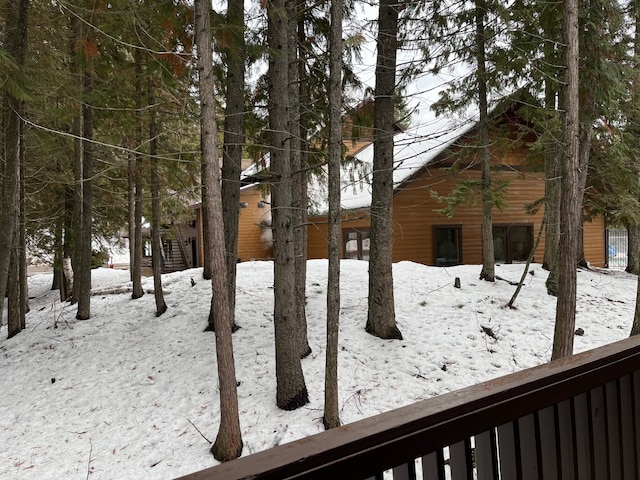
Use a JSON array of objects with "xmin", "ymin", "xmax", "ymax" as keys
[
  {"xmin": 493, "ymin": 224, "xmax": 533, "ymax": 263},
  {"xmin": 434, "ymin": 226, "xmax": 462, "ymax": 266},
  {"xmin": 343, "ymin": 228, "xmax": 370, "ymax": 260}
]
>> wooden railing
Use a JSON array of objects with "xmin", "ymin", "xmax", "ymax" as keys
[{"xmin": 177, "ymin": 336, "xmax": 640, "ymax": 480}]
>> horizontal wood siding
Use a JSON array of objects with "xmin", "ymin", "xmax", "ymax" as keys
[
  {"xmin": 307, "ymin": 211, "xmax": 370, "ymax": 260},
  {"xmin": 307, "ymin": 161, "xmax": 606, "ymax": 267},
  {"xmin": 393, "ymin": 165, "xmax": 547, "ymax": 265},
  {"xmin": 584, "ymin": 215, "xmax": 606, "ymax": 267},
  {"xmin": 237, "ymin": 187, "xmax": 272, "ymax": 262},
  {"xmin": 194, "ymin": 186, "xmax": 272, "ymax": 267}
]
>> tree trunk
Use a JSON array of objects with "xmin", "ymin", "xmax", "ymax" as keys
[
  {"xmin": 541, "ymin": 4, "xmax": 561, "ymax": 296},
  {"xmin": 220, "ymin": 0, "xmax": 245, "ymax": 331},
  {"xmin": 628, "ymin": 225, "xmax": 640, "ymax": 274},
  {"xmin": 8, "ymin": 231, "xmax": 21, "ymax": 338},
  {"xmin": 0, "ymin": 0, "xmax": 29, "ymax": 326},
  {"xmin": 148, "ymin": 78, "xmax": 167, "ymax": 317},
  {"xmin": 544, "ymin": 140, "xmax": 561, "ymax": 295},
  {"xmin": 324, "ymin": 0, "xmax": 342, "ymax": 430},
  {"xmin": 366, "ymin": 0, "xmax": 402, "ymax": 340},
  {"xmin": 128, "ymin": 153, "xmax": 136, "ymax": 281},
  {"xmin": 195, "ymin": 0, "xmax": 243, "ymax": 461},
  {"xmin": 476, "ymin": 0, "xmax": 495, "ymax": 283},
  {"xmin": 289, "ymin": 0, "xmax": 311, "ymax": 358},
  {"xmin": 131, "ymin": 48, "xmax": 145, "ymax": 300},
  {"xmin": 629, "ymin": 2, "xmax": 640, "ymax": 277},
  {"xmin": 269, "ymin": 0, "xmax": 310, "ymax": 410},
  {"xmin": 551, "ymin": 0, "xmax": 580, "ymax": 360},
  {"xmin": 19, "ymin": 132, "xmax": 28, "ymax": 324},
  {"xmin": 71, "ymin": 13, "xmax": 82, "ymax": 305},
  {"xmin": 76, "ymin": 67, "xmax": 94, "ymax": 320}
]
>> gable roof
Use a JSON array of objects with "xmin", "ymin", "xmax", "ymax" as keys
[{"xmin": 307, "ymin": 90, "xmax": 536, "ymax": 215}]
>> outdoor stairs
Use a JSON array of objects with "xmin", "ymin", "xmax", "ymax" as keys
[{"xmin": 162, "ymin": 240, "xmax": 186, "ymax": 273}]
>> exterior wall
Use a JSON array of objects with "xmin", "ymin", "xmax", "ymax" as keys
[
  {"xmin": 307, "ymin": 161, "xmax": 606, "ymax": 267},
  {"xmin": 237, "ymin": 187, "xmax": 273, "ymax": 261},
  {"xmin": 194, "ymin": 185, "xmax": 273, "ymax": 268}
]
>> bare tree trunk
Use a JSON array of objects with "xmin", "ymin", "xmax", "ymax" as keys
[
  {"xmin": 195, "ymin": 0, "xmax": 243, "ymax": 461},
  {"xmin": 296, "ymin": 17, "xmax": 312, "ymax": 357},
  {"xmin": 76, "ymin": 67, "xmax": 94, "ymax": 320},
  {"xmin": 128, "ymin": 152, "xmax": 136, "ymax": 281},
  {"xmin": 70, "ymin": 13, "xmax": 82, "ymax": 305},
  {"xmin": 269, "ymin": 0, "xmax": 310, "ymax": 410},
  {"xmin": 551, "ymin": 0, "xmax": 580, "ymax": 360},
  {"xmin": 131, "ymin": 48, "xmax": 145, "ymax": 300},
  {"xmin": 8, "ymin": 230, "xmax": 21, "ymax": 338},
  {"xmin": 19, "ymin": 133, "xmax": 28, "ymax": 324},
  {"xmin": 541, "ymin": 5, "xmax": 561, "ymax": 296},
  {"xmin": 476, "ymin": 0, "xmax": 495, "ymax": 283},
  {"xmin": 0, "ymin": 0, "xmax": 29, "ymax": 326},
  {"xmin": 366, "ymin": 0, "xmax": 402, "ymax": 340},
  {"xmin": 148, "ymin": 78, "xmax": 167, "ymax": 317},
  {"xmin": 289, "ymin": 0, "xmax": 311, "ymax": 358},
  {"xmin": 323, "ymin": 0, "xmax": 342, "ymax": 430},
  {"xmin": 220, "ymin": 0, "xmax": 245, "ymax": 331},
  {"xmin": 629, "ymin": 225, "xmax": 640, "ymax": 274}
]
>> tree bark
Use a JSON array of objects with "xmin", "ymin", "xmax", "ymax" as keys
[
  {"xmin": 128, "ymin": 153, "xmax": 136, "ymax": 281},
  {"xmin": 131, "ymin": 47, "xmax": 145, "ymax": 300},
  {"xmin": 476, "ymin": 0, "xmax": 495, "ymax": 283},
  {"xmin": 628, "ymin": 225, "xmax": 640, "ymax": 274},
  {"xmin": 76, "ymin": 67, "xmax": 94, "ymax": 320},
  {"xmin": 148, "ymin": 78, "xmax": 167, "ymax": 317},
  {"xmin": 19, "ymin": 130, "xmax": 29, "ymax": 324},
  {"xmin": 551, "ymin": 0, "xmax": 580, "ymax": 360},
  {"xmin": 268, "ymin": 0, "xmax": 310, "ymax": 410},
  {"xmin": 541, "ymin": 4, "xmax": 562, "ymax": 296},
  {"xmin": 0, "ymin": 0, "xmax": 29, "ymax": 326},
  {"xmin": 220, "ymin": 0, "xmax": 245, "ymax": 331},
  {"xmin": 366, "ymin": 0, "xmax": 402, "ymax": 340},
  {"xmin": 289, "ymin": 0, "xmax": 311, "ymax": 359},
  {"xmin": 70, "ymin": 14, "xmax": 82, "ymax": 305},
  {"xmin": 324, "ymin": 0, "xmax": 342, "ymax": 430},
  {"xmin": 8, "ymin": 230, "xmax": 21, "ymax": 338},
  {"xmin": 195, "ymin": 0, "xmax": 243, "ymax": 461}
]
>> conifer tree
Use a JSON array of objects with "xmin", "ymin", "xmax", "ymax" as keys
[
  {"xmin": 0, "ymin": 0, "xmax": 29, "ymax": 328},
  {"xmin": 366, "ymin": 0, "xmax": 403, "ymax": 340},
  {"xmin": 194, "ymin": 0, "xmax": 242, "ymax": 460},
  {"xmin": 268, "ymin": 0, "xmax": 310, "ymax": 409},
  {"xmin": 324, "ymin": 0, "xmax": 342, "ymax": 430}
]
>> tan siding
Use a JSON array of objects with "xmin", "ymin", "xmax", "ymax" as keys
[
  {"xmin": 306, "ymin": 163, "xmax": 606, "ymax": 267},
  {"xmin": 307, "ymin": 211, "xmax": 371, "ymax": 259},
  {"xmin": 194, "ymin": 186, "xmax": 272, "ymax": 267},
  {"xmin": 584, "ymin": 216, "xmax": 606, "ymax": 267},
  {"xmin": 237, "ymin": 188, "xmax": 272, "ymax": 261}
]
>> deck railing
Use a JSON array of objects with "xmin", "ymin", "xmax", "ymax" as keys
[{"xmin": 177, "ymin": 335, "xmax": 640, "ymax": 480}]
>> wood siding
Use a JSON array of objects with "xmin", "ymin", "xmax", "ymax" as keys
[
  {"xmin": 237, "ymin": 187, "xmax": 273, "ymax": 261},
  {"xmin": 307, "ymin": 160, "xmax": 606, "ymax": 267},
  {"xmin": 194, "ymin": 185, "xmax": 273, "ymax": 267}
]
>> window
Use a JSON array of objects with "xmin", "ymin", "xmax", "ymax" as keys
[
  {"xmin": 434, "ymin": 226, "xmax": 462, "ymax": 266},
  {"xmin": 493, "ymin": 224, "xmax": 533, "ymax": 263},
  {"xmin": 343, "ymin": 228, "xmax": 370, "ymax": 260}
]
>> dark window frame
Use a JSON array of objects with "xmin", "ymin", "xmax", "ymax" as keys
[
  {"xmin": 433, "ymin": 225, "xmax": 463, "ymax": 266},
  {"xmin": 492, "ymin": 223, "xmax": 534, "ymax": 264},
  {"xmin": 342, "ymin": 227, "xmax": 371, "ymax": 260}
]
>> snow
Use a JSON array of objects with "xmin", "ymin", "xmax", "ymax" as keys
[{"xmin": 0, "ymin": 261, "xmax": 636, "ymax": 479}]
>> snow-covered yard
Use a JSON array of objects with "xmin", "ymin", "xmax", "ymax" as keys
[{"xmin": 0, "ymin": 260, "xmax": 636, "ymax": 479}]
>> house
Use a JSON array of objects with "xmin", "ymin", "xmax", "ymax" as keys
[
  {"xmin": 183, "ymin": 95, "xmax": 606, "ymax": 270},
  {"xmin": 305, "ymin": 98, "xmax": 606, "ymax": 267},
  {"xmin": 191, "ymin": 183, "xmax": 273, "ymax": 265}
]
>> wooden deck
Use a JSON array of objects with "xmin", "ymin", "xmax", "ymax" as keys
[{"xmin": 177, "ymin": 335, "xmax": 640, "ymax": 479}]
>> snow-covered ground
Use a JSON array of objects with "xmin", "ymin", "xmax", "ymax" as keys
[{"xmin": 0, "ymin": 261, "xmax": 636, "ymax": 479}]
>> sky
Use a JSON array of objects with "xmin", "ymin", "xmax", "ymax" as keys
[{"xmin": 0, "ymin": 259, "xmax": 637, "ymax": 479}]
